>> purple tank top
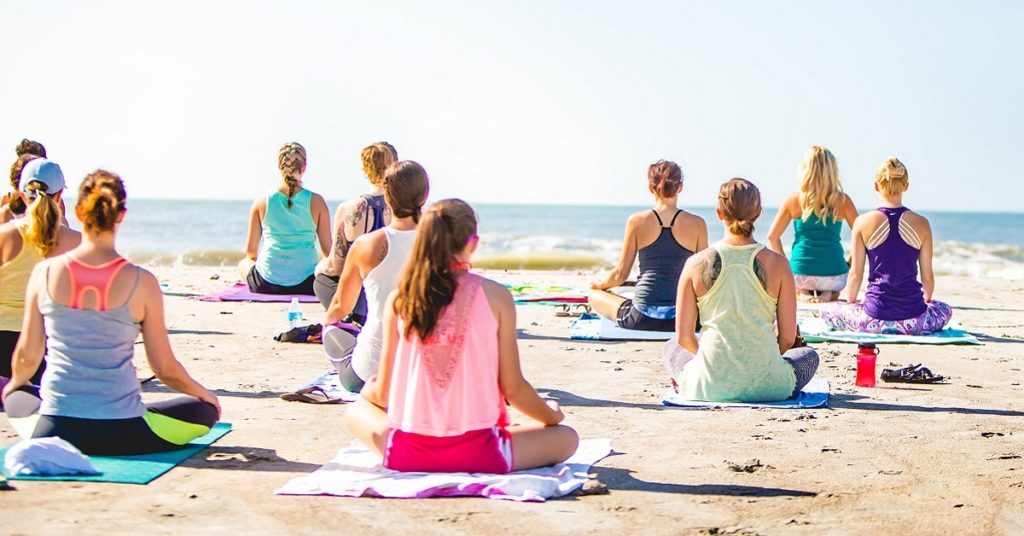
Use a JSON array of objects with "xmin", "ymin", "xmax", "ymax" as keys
[{"xmin": 863, "ymin": 207, "xmax": 927, "ymax": 320}]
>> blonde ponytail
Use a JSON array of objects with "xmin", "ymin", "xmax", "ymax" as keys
[{"xmin": 22, "ymin": 181, "xmax": 61, "ymax": 256}]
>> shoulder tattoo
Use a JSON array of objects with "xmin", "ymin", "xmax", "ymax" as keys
[
  {"xmin": 345, "ymin": 200, "xmax": 367, "ymax": 228},
  {"xmin": 753, "ymin": 257, "xmax": 769, "ymax": 291},
  {"xmin": 699, "ymin": 249, "xmax": 722, "ymax": 289}
]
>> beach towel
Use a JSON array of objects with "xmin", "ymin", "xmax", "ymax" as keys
[
  {"xmin": 197, "ymin": 283, "xmax": 319, "ymax": 303},
  {"xmin": 663, "ymin": 379, "xmax": 830, "ymax": 409},
  {"xmin": 798, "ymin": 318, "xmax": 981, "ymax": 345},
  {"xmin": 570, "ymin": 313, "xmax": 674, "ymax": 341},
  {"xmin": 0, "ymin": 422, "xmax": 232, "ymax": 484},
  {"xmin": 505, "ymin": 284, "xmax": 588, "ymax": 305},
  {"xmin": 283, "ymin": 371, "xmax": 360, "ymax": 404},
  {"xmin": 275, "ymin": 438, "xmax": 612, "ymax": 502}
]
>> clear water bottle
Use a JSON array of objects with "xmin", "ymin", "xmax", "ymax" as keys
[{"xmin": 287, "ymin": 297, "xmax": 303, "ymax": 329}]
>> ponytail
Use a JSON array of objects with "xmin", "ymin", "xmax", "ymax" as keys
[
  {"xmin": 77, "ymin": 170, "xmax": 127, "ymax": 233},
  {"xmin": 394, "ymin": 199, "xmax": 476, "ymax": 341},
  {"xmin": 718, "ymin": 178, "xmax": 762, "ymax": 238},
  {"xmin": 22, "ymin": 181, "xmax": 61, "ymax": 256},
  {"xmin": 8, "ymin": 153, "xmax": 40, "ymax": 216},
  {"xmin": 278, "ymin": 142, "xmax": 307, "ymax": 209}
]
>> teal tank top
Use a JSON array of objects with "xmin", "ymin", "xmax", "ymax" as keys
[
  {"xmin": 256, "ymin": 190, "xmax": 319, "ymax": 286},
  {"xmin": 790, "ymin": 213, "xmax": 848, "ymax": 277}
]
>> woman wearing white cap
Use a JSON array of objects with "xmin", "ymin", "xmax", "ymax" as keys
[{"xmin": 0, "ymin": 159, "xmax": 80, "ymax": 387}]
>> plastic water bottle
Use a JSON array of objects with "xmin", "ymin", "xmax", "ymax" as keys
[
  {"xmin": 855, "ymin": 343, "xmax": 879, "ymax": 387},
  {"xmin": 287, "ymin": 297, "xmax": 303, "ymax": 329}
]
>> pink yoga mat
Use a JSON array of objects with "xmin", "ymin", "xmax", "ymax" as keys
[{"xmin": 196, "ymin": 283, "xmax": 320, "ymax": 303}]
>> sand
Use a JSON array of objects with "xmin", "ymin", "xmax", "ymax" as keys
[{"xmin": 3, "ymin": 267, "xmax": 1023, "ymax": 535}]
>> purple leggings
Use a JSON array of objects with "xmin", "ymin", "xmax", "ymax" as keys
[{"xmin": 821, "ymin": 300, "xmax": 952, "ymax": 336}]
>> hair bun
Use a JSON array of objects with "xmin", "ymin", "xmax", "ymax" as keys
[{"xmin": 885, "ymin": 158, "xmax": 906, "ymax": 180}]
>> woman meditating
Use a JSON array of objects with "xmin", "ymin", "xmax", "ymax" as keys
[
  {"xmin": 1, "ymin": 171, "xmax": 220, "ymax": 455},
  {"xmin": 589, "ymin": 160, "xmax": 707, "ymax": 331},
  {"xmin": 821, "ymin": 158, "xmax": 951, "ymax": 335},
  {"xmin": 313, "ymin": 142, "xmax": 397, "ymax": 317},
  {"xmin": 323, "ymin": 161, "xmax": 428, "ymax": 392},
  {"xmin": 766, "ymin": 146, "xmax": 858, "ymax": 302},
  {"xmin": 665, "ymin": 178, "xmax": 819, "ymax": 402},
  {"xmin": 239, "ymin": 142, "xmax": 331, "ymax": 295},
  {"xmin": 0, "ymin": 159, "xmax": 81, "ymax": 386},
  {"xmin": 346, "ymin": 199, "xmax": 578, "ymax": 473}
]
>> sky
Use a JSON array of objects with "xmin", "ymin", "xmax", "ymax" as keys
[{"xmin": 2, "ymin": 1, "xmax": 1022, "ymax": 211}]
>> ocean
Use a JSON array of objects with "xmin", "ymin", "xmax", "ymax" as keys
[{"xmin": 79, "ymin": 200, "xmax": 1024, "ymax": 280}]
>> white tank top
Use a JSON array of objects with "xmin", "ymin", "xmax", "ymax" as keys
[{"xmin": 352, "ymin": 227, "xmax": 417, "ymax": 380}]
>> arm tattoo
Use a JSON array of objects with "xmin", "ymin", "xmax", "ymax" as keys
[
  {"xmin": 700, "ymin": 249, "xmax": 722, "ymax": 289},
  {"xmin": 753, "ymin": 257, "xmax": 769, "ymax": 291},
  {"xmin": 344, "ymin": 200, "xmax": 367, "ymax": 229},
  {"xmin": 333, "ymin": 225, "xmax": 350, "ymax": 266}
]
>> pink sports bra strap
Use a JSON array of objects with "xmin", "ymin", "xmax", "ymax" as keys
[{"xmin": 66, "ymin": 256, "xmax": 131, "ymax": 311}]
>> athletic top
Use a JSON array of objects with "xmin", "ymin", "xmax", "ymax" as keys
[
  {"xmin": 677, "ymin": 243, "xmax": 796, "ymax": 402},
  {"xmin": 633, "ymin": 210, "xmax": 695, "ymax": 319},
  {"xmin": 357, "ymin": 194, "xmax": 388, "ymax": 236},
  {"xmin": 351, "ymin": 227, "xmax": 417, "ymax": 381},
  {"xmin": 39, "ymin": 256, "xmax": 146, "ymax": 419},
  {"xmin": 256, "ymin": 189, "xmax": 319, "ymax": 286},
  {"xmin": 790, "ymin": 213, "xmax": 848, "ymax": 277},
  {"xmin": 0, "ymin": 221, "xmax": 45, "ymax": 331},
  {"xmin": 388, "ymin": 273, "xmax": 509, "ymax": 436},
  {"xmin": 863, "ymin": 207, "xmax": 927, "ymax": 320}
]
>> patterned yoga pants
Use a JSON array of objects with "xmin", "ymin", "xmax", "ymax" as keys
[
  {"xmin": 820, "ymin": 300, "xmax": 952, "ymax": 336},
  {"xmin": 663, "ymin": 342, "xmax": 820, "ymax": 396}
]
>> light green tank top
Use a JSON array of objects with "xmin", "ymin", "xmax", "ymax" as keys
[
  {"xmin": 677, "ymin": 242, "xmax": 796, "ymax": 402},
  {"xmin": 255, "ymin": 189, "xmax": 319, "ymax": 286}
]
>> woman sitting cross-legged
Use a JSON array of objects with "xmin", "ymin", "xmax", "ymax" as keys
[
  {"xmin": 589, "ymin": 160, "xmax": 707, "ymax": 331},
  {"xmin": 664, "ymin": 178, "xmax": 820, "ymax": 402},
  {"xmin": 1, "ymin": 171, "xmax": 220, "ymax": 455},
  {"xmin": 821, "ymin": 158, "xmax": 951, "ymax": 335},
  {"xmin": 345, "ymin": 199, "xmax": 578, "ymax": 473}
]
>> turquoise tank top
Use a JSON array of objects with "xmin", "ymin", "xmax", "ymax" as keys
[
  {"xmin": 790, "ymin": 213, "xmax": 848, "ymax": 276},
  {"xmin": 256, "ymin": 190, "xmax": 319, "ymax": 286}
]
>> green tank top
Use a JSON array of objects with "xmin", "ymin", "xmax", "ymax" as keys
[
  {"xmin": 790, "ymin": 213, "xmax": 848, "ymax": 276},
  {"xmin": 255, "ymin": 189, "xmax": 319, "ymax": 286},
  {"xmin": 677, "ymin": 242, "xmax": 796, "ymax": 402}
]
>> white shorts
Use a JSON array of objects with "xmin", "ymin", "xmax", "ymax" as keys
[{"xmin": 793, "ymin": 273, "xmax": 848, "ymax": 292}]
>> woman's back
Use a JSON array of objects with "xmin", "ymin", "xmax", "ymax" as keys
[
  {"xmin": 633, "ymin": 209, "xmax": 703, "ymax": 311},
  {"xmin": 791, "ymin": 213, "xmax": 847, "ymax": 276},
  {"xmin": 257, "ymin": 189, "xmax": 319, "ymax": 285},
  {"xmin": 679, "ymin": 243, "xmax": 795, "ymax": 402},
  {"xmin": 388, "ymin": 273, "xmax": 506, "ymax": 437},
  {"xmin": 862, "ymin": 206, "xmax": 927, "ymax": 320},
  {"xmin": 38, "ymin": 254, "xmax": 145, "ymax": 419}
]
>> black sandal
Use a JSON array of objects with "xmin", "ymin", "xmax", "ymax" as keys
[{"xmin": 881, "ymin": 364, "xmax": 946, "ymax": 384}]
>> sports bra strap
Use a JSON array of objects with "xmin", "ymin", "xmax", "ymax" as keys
[
  {"xmin": 651, "ymin": 209, "xmax": 665, "ymax": 227},
  {"xmin": 66, "ymin": 256, "xmax": 134, "ymax": 311},
  {"xmin": 669, "ymin": 209, "xmax": 683, "ymax": 227}
]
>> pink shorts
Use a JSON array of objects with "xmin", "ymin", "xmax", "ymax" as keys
[{"xmin": 383, "ymin": 426, "xmax": 513, "ymax": 474}]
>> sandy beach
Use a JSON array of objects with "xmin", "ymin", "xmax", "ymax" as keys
[{"xmin": 3, "ymin": 267, "xmax": 1023, "ymax": 535}]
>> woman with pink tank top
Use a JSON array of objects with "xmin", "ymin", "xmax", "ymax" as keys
[{"xmin": 345, "ymin": 199, "xmax": 578, "ymax": 473}]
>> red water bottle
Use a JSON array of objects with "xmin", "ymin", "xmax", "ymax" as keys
[{"xmin": 855, "ymin": 343, "xmax": 879, "ymax": 387}]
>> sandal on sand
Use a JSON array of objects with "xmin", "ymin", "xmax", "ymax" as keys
[
  {"xmin": 555, "ymin": 303, "xmax": 593, "ymax": 318},
  {"xmin": 280, "ymin": 386, "xmax": 344, "ymax": 404},
  {"xmin": 881, "ymin": 364, "xmax": 946, "ymax": 384},
  {"xmin": 274, "ymin": 323, "xmax": 323, "ymax": 343}
]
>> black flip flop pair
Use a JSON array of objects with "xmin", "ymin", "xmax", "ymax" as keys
[{"xmin": 881, "ymin": 364, "xmax": 946, "ymax": 384}]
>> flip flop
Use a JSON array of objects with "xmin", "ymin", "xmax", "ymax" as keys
[
  {"xmin": 881, "ymin": 364, "xmax": 946, "ymax": 384},
  {"xmin": 280, "ymin": 386, "xmax": 344, "ymax": 404}
]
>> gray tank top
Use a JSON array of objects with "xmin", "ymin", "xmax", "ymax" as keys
[{"xmin": 39, "ymin": 262, "xmax": 146, "ymax": 420}]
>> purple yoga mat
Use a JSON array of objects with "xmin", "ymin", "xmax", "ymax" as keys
[{"xmin": 197, "ymin": 283, "xmax": 320, "ymax": 303}]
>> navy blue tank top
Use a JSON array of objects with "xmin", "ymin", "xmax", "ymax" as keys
[{"xmin": 633, "ymin": 210, "xmax": 696, "ymax": 319}]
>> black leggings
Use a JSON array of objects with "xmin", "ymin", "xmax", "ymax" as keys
[
  {"xmin": 5, "ymin": 387, "xmax": 218, "ymax": 456},
  {"xmin": 246, "ymin": 266, "xmax": 315, "ymax": 296},
  {"xmin": 0, "ymin": 330, "xmax": 45, "ymax": 385}
]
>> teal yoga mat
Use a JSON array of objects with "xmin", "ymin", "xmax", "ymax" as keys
[
  {"xmin": 799, "ymin": 318, "xmax": 980, "ymax": 345},
  {"xmin": 1, "ymin": 422, "xmax": 232, "ymax": 484}
]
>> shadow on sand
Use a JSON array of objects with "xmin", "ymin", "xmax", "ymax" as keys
[
  {"xmin": 594, "ymin": 466, "xmax": 817, "ymax": 497},
  {"xmin": 832, "ymin": 393, "xmax": 1024, "ymax": 416},
  {"xmin": 181, "ymin": 446, "xmax": 322, "ymax": 473},
  {"xmin": 539, "ymin": 388, "xmax": 666, "ymax": 411}
]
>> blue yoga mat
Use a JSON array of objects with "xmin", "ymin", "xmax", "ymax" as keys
[
  {"xmin": 1, "ymin": 422, "xmax": 232, "ymax": 484},
  {"xmin": 663, "ymin": 379, "xmax": 830, "ymax": 409},
  {"xmin": 570, "ymin": 313, "xmax": 674, "ymax": 341}
]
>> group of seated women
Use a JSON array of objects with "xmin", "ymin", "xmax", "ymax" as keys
[{"xmin": 0, "ymin": 138, "xmax": 952, "ymax": 475}]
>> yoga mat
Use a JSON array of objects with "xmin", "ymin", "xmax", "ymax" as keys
[
  {"xmin": 663, "ymin": 379, "xmax": 830, "ymax": 409},
  {"xmin": 197, "ymin": 283, "xmax": 319, "ymax": 303},
  {"xmin": 1, "ymin": 422, "xmax": 232, "ymax": 484},
  {"xmin": 275, "ymin": 438, "xmax": 612, "ymax": 502},
  {"xmin": 505, "ymin": 284, "xmax": 588, "ymax": 304},
  {"xmin": 570, "ymin": 313, "xmax": 674, "ymax": 341},
  {"xmin": 798, "ymin": 318, "xmax": 981, "ymax": 345}
]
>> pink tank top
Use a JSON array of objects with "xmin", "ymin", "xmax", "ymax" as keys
[{"xmin": 387, "ymin": 273, "xmax": 509, "ymax": 437}]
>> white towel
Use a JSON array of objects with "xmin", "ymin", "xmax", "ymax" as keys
[
  {"xmin": 4, "ymin": 437, "xmax": 100, "ymax": 476},
  {"xmin": 275, "ymin": 438, "xmax": 612, "ymax": 502}
]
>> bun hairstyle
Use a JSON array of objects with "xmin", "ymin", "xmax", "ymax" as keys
[
  {"xmin": 875, "ymin": 157, "xmax": 909, "ymax": 196},
  {"xmin": 77, "ymin": 170, "xmax": 127, "ymax": 234},
  {"xmin": 394, "ymin": 198, "xmax": 477, "ymax": 342},
  {"xmin": 382, "ymin": 160, "xmax": 429, "ymax": 223},
  {"xmin": 8, "ymin": 153, "xmax": 40, "ymax": 216},
  {"xmin": 23, "ymin": 180, "xmax": 61, "ymax": 256},
  {"xmin": 277, "ymin": 142, "xmax": 307, "ymax": 209},
  {"xmin": 798, "ymin": 146, "xmax": 844, "ymax": 221},
  {"xmin": 648, "ymin": 160, "xmax": 683, "ymax": 199},
  {"xmin": 360, "ymin": 142, "xmax": 398, "ymax": 186},
  {"xmin": 718, "ymin": 178, "xmax": 763, "ymax": 237},
  {"xmin": 15, "ymin": 139, "xmax": 46, "ymax": 158}
]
